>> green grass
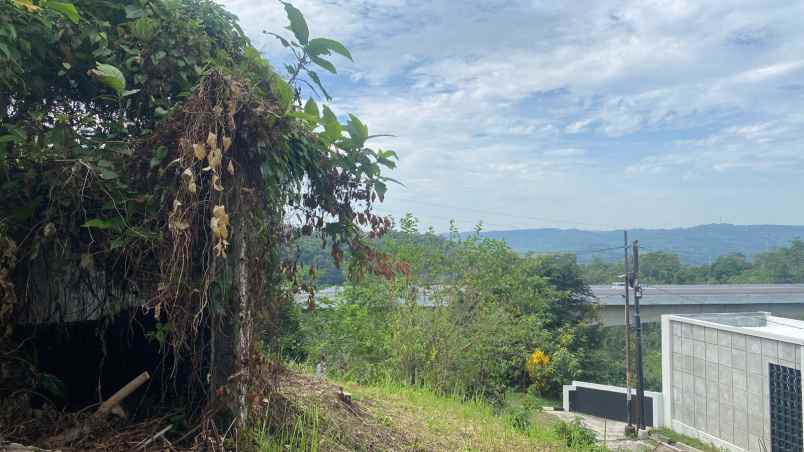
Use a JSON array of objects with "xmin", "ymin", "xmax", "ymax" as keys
[
  {"xmin": 250, "ymin": 366, "xmax": 602, "ymax": 451},
  {"xmin": 251, "ymin": 399, "xmax": 322, "ymax": 452},
  {"xmin": 340, "ymin": 378, "xmax": 569, "ymax": 451},
  {"xmin": 649, "ymin": 427, "xmax": 723, "ymax": 452}
]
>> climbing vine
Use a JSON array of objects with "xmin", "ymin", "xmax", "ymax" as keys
[{"xmin": 0, "ymin": 0, "xmax": 397, "ymax": 425}]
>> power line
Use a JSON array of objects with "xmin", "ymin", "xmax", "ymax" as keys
[{"xmin": 527, "ymin": 245, "xmax": 626, "ymax": 256}]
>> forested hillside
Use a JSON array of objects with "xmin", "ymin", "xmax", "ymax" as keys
[
  {"xmin": 297, "ymin": 226, "xmax": 804, "ymax": 287},
  {"xmin": 476, "ymin": 223, "xmax": 804, "ymax": 264},
  {"xmin": 580, "ymin": 239, "xmax": 804, "ymax": 284}
]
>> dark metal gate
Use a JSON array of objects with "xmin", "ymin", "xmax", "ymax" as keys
[
  {"xmin": 568, "ymin": 386, "xmax": 653, "ymax": 425},
  {"xmin": 769, "ymin": 363, "xmax": 802, "ymax": 452}
]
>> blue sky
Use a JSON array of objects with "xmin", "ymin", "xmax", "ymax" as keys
[{"xmin": 222, "ymin": 0, "xmax": 804, "ymax": 232}]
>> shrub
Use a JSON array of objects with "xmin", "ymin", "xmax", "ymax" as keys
[
  {"xmin": 553, "ymin": 418, "xmax": 604, "ymax": 450},
  {"xmin": 504, "ymin": 406, "xmax": 532, "ymax": 431}
]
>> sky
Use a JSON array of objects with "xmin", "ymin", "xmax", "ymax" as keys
[{"xmin": 221, "ymin": 0, "xmax": 804, "ymax": 232}]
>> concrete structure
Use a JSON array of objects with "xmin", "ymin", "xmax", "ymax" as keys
[
  {"xmin": 662, "ymin": 312, "xmax": 804, "ymax": 452},
  {"xmin": 594, "ymin": 284, "xmax": 804, "ymax": 326}
]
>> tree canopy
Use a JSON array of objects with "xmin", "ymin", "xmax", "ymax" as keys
[{"xmin": 579, "ymin": 240, "xmax": 804, "ymax": 284}]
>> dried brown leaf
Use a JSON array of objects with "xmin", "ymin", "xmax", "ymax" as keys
[
  {"xmin": 193, "ymin": 143, "xmax": 207, "ymax": 160},
  {"xmin": 208, "ymin": 148, "xmax": 222, "ymax": 170}
]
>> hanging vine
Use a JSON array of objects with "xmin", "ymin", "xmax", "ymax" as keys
[{"xmin": 0, "ymin": 0, "xmax": 398, "ymax": 428}]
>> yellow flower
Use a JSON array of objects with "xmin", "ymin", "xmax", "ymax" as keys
[{"xmin": 526, "ymin": 349, "xmax": 550, "ymax": 382}]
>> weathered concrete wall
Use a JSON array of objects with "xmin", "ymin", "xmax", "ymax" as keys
[
  {"xmin": 663, "ymin": 315, "xmax": 802, "ymax": 452},
  {"xmin": 15, "ymin": 254, "xmax": 140, "ymax": 325}
]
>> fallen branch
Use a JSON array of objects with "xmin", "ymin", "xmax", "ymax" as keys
[
  {"xmin": 97, "ymin": 372, "xmax": 150, "ymax": 415},
  {"xmin": 136, "ymin": 424, "xmax": 172, "ymax": 450},
  {"xmin": 45, "ymin": 371, "xmax": 150, "ymax": 447}
]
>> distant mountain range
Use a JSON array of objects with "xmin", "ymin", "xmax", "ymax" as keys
[{"xmin": 474, "ymin": 224, "xmax": 804, "ymax": 265}]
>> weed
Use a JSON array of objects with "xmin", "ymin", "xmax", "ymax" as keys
[{"xmin": 553, "ymin": 418, "xmax": 606, "ymax": 451}]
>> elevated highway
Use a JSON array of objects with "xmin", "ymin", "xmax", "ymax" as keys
[{"xmin": 591, "ymin": 284, "xmax": 804, "ymax": 326}]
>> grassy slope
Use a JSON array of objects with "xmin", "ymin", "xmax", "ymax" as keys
[{"xmin": 340, "ymin": 380, "xmax": 566, "ymax": 451}]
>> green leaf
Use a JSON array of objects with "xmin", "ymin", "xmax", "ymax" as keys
[
  {"xmin": 122, "ymin": 89, "xmax": 140, "ymax": 97},
  {"xmin": 345, "ymin": 114, "xmax": 368, "ymax": 148},
  {"xmin": 99, "ymin": 168, "xmax": 119, "ymax": 180},
  {"xmin": 149, "ymin": 145, "xmax": 167, "ymax": 169},
  {"xmin": 266, "ymin": 31, "xmax": 291, "ymax": 48},
  {"xmin": 46, "ymin": 1, "xmax": 80, "ymax": 24},
  {"xmin": 304, "ymin": 98, "xmax": 319, "ymax": 118},
  {"xmin": 321, "ymin": 105, "xmax": 338, "ymax": 124},
  {"xmin": 306, "ymin": 38, "xmax": 352, "ymax": 61},
  {"xmin": 270, "ymin": 76, "xmax": 294, "ymax": 112},
  {"xmin": 374, "ymin": 181, "xmax": 387, "ymax": 200},
  {"xmin": 89, "ymin": 62, "xmax": 126, "ymax": 97},
  {"xmin": 282, "ymin": 2, "xmax": 309, "ymax": 45},
  {"xmin": 81, "ymin": 218, "xmax": 116, "ymax": 229},
  {"xmin": 287, "ymin": 111, "xmax": 317, "ymax": 123},
  {"xmin": 0, "ymin": 126, "xmax": 27, "ymax": 144},
  {"xmin": 306, "ymin": 70, "xmax": 330, "ymax": 101},
  {"xmin": 309, "ymin": 55, "xmax": 336, "ymax": 74},
  {"xmin": 130, "ymin": 18, "xmax": 158, "ymax": 42},
  {"xmin": 318, "ymin": 105, "xmax": 342, "ymax": 143},
  {"xmin": 0, "ymin": 43, "xmax": 11, "ymax": 60},
  {"xmin": 124, "ymin": 5, "xmax": 147, "ymax": 19}
]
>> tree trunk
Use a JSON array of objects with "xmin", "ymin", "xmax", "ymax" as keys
[{"xmin": 209, "ymin": 177, "xmax": 253, "ymax": 430}]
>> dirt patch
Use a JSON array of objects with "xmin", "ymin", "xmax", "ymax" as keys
[{"xmin": 262, "ymin": 369, "xmax": 424, "ymax": 451}]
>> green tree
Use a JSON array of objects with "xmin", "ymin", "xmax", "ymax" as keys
[
  {"xmin": 302, "ymin": 216, "xmax": 601, "ymax": 401},
  {"xmin": 710, "ymin": 253, "xmax": 752, "ymax": 282},
  {"xmin": 639, "ymin": 252, "xmax": 683, "ymax": 284}
]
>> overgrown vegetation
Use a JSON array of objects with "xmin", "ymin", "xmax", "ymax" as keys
[
  {"xmin": 595, "ymin": 324, "xmax": 662, "ymax": 392},
  {"xmin": 1, "ymin": 0, "xmax": 397, "ymax": 447},
  {"xmin": 295, "ymin": 214, "xmax": 602, "ymax": 403},
  {"xmin": 552, "ymin": 418, "xmax": 605, "ymax": 451}
]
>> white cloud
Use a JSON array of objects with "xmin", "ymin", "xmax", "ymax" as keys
[{"xmin": 221, "ymin": 0, "xmax": 804, "ymax": 230}]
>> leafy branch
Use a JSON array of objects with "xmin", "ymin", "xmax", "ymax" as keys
[{"xmin": 264, "ymin": 1, "xmax": 353, "ymax": 101}]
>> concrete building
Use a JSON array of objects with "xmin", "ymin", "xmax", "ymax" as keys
[{"xmin": 662, "ymin": 312, "xmax": 804, "ymax": 452}]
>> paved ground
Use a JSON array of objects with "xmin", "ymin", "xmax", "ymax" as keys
[{"xmin": 544, "ymin": 410, "xmax": 699, "ymax": 452}]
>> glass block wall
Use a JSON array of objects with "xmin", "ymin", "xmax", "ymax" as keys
[{"xmin": 666, "ymin": 317, "xmax": 802, "ymax": 452}]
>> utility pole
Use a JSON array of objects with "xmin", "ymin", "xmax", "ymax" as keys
[
  {"xmin": 623, "ymin": 231, "xmax": 633, "ymax": 434},
  {"xmin": 633, "ymin": 240, "xmax": 646, "ymax": 430}
]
